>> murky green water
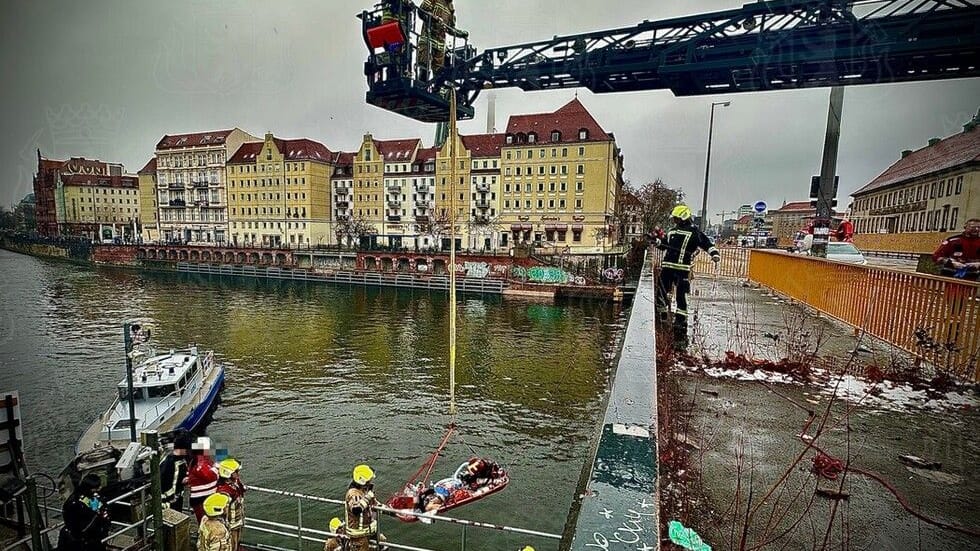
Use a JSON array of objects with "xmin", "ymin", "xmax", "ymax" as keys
[{"xmin": 0, "ymin": 249, "xmax": 625, "ymax": 550}]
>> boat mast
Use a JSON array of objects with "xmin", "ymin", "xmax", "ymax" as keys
[{"xmin": 448, "ymin": 86, "xmax": 457, "ymax": 419}]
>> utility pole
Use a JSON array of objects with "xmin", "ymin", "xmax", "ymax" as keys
[
  {"xmin": 812, "ymin": 87, "xmax": 844, "ymax": 258},
  {"xmin": 700, "ymin": 101, "xmax": 731, "ymax": 231},
  {"xmin": 123, "ymin": 322, "xmax": 138, "ymax": 443}
]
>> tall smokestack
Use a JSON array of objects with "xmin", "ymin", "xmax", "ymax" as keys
[{"xmin": 486, "ymin": 92, "xmax": 496, "ymax": 133}]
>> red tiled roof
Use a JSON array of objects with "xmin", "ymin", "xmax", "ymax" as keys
[
  {"xmin": 852, "ymin": 127, "xmax": 980, "ymax": 196},
  {"xmin": 415, "ymin": 146, "xmax": 438, "ymax": 163},
  {"xmin": 375, "ymin": 138, "xmax": 420, "ymax": 161},
  {"xmin": 505, "ymin": 98, "xmax": 612, "ymax": 145},
  {"xmin": 226, "ymin": 142, "xmax": 264, "ymax": 164},
  {"xmin": 227, "ymin": 138, "xmax": 334, "ymax": 164},
  {"xmin": 156, "ymin": 129, "xmax": 235, "ymax": 150},
  {"xmin": 60, "ymin": 173, "xmax": 139, "ymax": 189},
  {"xmin": 333, "ymin": 151, "xmax": 356, "ymax": 167},
  {"xmin": 772, "ymin": 201, "xmax": 814, "ymax": 213},
  {"xmin": 619, "ymin": 190, "xmax": 641, "ymax": 207},
  {"xmin": 138, "ymin": 158, "xmax": 157, "ymax": 175},
  {"xmin": 461, "ymin": 133, "xmax": 506, "ymax": 158},
  {"xmin": 736, "ymin": 214, "xmax": 754, "ymax": 224}
]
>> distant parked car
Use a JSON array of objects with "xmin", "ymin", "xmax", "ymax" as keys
[{"xmin": 818, "ymin": 242, "xmax": 868, "ymax": 265}]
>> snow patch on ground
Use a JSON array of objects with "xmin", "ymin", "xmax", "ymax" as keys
[{"xmin": 675, "ymin": 363, "xmax": 979, "ymax": 414}]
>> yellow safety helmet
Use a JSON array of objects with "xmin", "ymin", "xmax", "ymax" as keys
[
  {"xmin": 520, "ymin": 547, "xmax": 535, "ymax": 551},
  {"xmin": 329, "ymin": 517, "xmax": 343, "ymax": 532},
  {"xmin": 671, "ymin": 204, "xmax": 693, "ymax": 221},
  {"xmin": 203, "ymin": 493, "xmax": 231, "ymax": 517},
  {"xmin": 218, "ymin": 458, "xmax": 241, "ymax": 479},
  {"xmin": 352, "ymin": 464, "xmax": 375, "ymax": 485}
]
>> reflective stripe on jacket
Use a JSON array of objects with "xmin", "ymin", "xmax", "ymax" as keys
[{"xmin": 658, "ymin": 223, "xmax": 719, "ymax": 272}]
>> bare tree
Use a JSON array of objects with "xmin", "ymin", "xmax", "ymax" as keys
[
  {"xmin": 465, "ymin": 213, "xmax": 503, "ymax": 252},
  {"xmin": 335, "ymin": 214, "xmax": 373, "ymax": 249},
  {"xmin": 415, "ymin": 209, "xmax": 455, "ymax": 249},
  {"xmin": 629, "ymin": 179, "xmax": 684, "ymax": 234}
]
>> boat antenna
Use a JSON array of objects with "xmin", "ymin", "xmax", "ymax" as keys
[{"xmin": 448, "ymin": 86, "xmax": 458, "ymax": 421}]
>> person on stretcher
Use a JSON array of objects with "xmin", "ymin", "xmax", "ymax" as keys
[{"xmin": 416, "ymin": 457, "xmax": 502, "ymax": 513}]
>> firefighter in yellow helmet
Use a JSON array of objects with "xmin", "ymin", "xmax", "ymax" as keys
[
  {"xmin": 653, "ymin": 204, "xmax": 720, "ymax": 350},
  {"xmin": 216, "ymin": 458, "xmax": 245, "ymax": 550},
  {"xmin": 344, "ymin": 465, "xmax": 387, "ymax": 551},
  {"xmin": 417, "ymin": 0, "xmax": 467, "ymax": 80},
  {"xmin": 198, "ymin": 493, "xmax": 232, "ymax": 551},
  {"xmin": 323, "ymin": 517, "xmax": 347, "ymax": 551}
]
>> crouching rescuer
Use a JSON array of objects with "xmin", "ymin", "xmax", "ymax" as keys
[{"xmin": 654, "ymin": 204, "xmax": 720, "ymax": 350}]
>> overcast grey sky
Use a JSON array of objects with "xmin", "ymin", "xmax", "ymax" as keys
[{"xmin": 2, "ymin": 0, "xmax": 978, "ymax": 223}]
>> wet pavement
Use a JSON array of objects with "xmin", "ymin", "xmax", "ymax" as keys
[{"xmin": 662, "ymin": 275, "xmax": 980, "ymax": 550}]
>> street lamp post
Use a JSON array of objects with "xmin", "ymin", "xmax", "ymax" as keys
[{"xmin": 700, "ymin": 101, "xmax": 731, "ymax": 231}]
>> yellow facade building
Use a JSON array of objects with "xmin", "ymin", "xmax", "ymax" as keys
[
  {"xmin": 499, "ymin": 99, "xmax": 624, "ymax": 253},
  {"xmin": 226, "ymin": 133, "xmax": 334, "ymax": 247},
  {"xmin": 50, "ymin": 157, "xmax": 141, "ymax": 240},
  {"xmin": 137, "ymin": 158, "xmax": 159, "ymax": 241}
]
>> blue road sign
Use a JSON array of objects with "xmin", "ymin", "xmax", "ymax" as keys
[{"xmin": 753, "ymin": 201, "xmax": 767, "ymax": 213}]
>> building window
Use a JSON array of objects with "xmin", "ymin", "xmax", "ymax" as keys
[
  {"xmin": 536, "ymin": 199, "xmax": 543, "ymax": 209},
  {"xmin": 559, "ymin": 199, "xmax": 566, "ymax": 209},
  {"xmin": 576, "ymin": 165, "xmax": 584, "ymax": 175},
  {"xmin": 950, "ymin": 207, "xmax": 959, "ymax": 230},
  {"xmin": 575, "ymin": 199, "xmax": 582, "ymax": 209},
  {"xmin": 955, "ymin": 176, "xmax": 963, "ymax": 194},
  {"xmin": 578, "ymin": 129, "xmax": 588, "ymax": 140},
  {"xmin": 578, "ymin": 147, "xmax": 585, "ymax": 156},
  {"xmin": 573, "ymin": 230, "xmax": 582, "ymax": 242},
  {"xmin": 528, "ymin": 133, "xmax": 536, "ymax": 143},
  {"xmin": 576, "ymin": 181, "xmax": 584, "ymax": 192}
]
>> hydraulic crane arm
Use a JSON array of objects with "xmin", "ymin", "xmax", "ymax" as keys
[{"xmin": 360, "ymin": 0, "xmax": 980, "ymax": 123}]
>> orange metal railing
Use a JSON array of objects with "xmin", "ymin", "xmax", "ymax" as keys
[
  {"xmin": 747, "ymin": 250, "xmax": 980, "ymax": 381},
  {"xmin": 651, "ymin": 246, "xmax": 750, "ymax": 279}
]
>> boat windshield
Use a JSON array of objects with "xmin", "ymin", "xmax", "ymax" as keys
[
  {"xmin": 118, "ymin": 387, "xmax": 144, "ymax": 401},
  {"xmin": 146, "ymin": 384, "xmax": 177, "ymax": 399}
]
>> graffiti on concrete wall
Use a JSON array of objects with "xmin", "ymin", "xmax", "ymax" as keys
[
  {"xmin": 463, "ymin": 261, "xmax": 490, "ymax": 279},
  {"xmin": 511, "ymin": 266, "xmax": 585, "ymax": 285},
  {"xmin": 602, "ymin": 268, "xmax": 625, "ymax": 282}
]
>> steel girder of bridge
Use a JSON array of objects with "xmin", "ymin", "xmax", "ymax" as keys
[{"xmin": 361, "ymin": 0, "xmax": 980, "ymax": 122}]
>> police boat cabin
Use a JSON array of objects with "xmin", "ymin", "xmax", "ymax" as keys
[{"xmin": 76, "ymin": 347, "xmax": 224, "ymax": 453}]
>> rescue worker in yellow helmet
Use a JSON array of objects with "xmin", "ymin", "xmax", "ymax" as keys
[
  {"xmin": 216, "ymin": 458, "xmax": 246, "ymax": 550},
  {"xmin": 323, "ymin": 517, "xmax": 347, "ymax": 551},
  {"xmin": 654, "ymin": 204, "xmax": 720, "ymax": 350},
  {"xmin": 344, "ymin": 465, "xmax": 388, "ymax": 551},
  {"xmin": 198, "ymin": 493, "xmax": 232, "ymax": 551}
]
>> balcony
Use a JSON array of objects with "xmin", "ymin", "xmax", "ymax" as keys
[
  {"xmin": 167, "ymin": 182, "xmax": 185, "ymax": 190},
  {"xmin": 387, "ymin": 215, "xmax": 402, "ymax": 222},
  {"xmin": 192, "ymin": 180, "xmax": 210, "ymax": 188},
  {"xmin": 473, "ymin": 214, "xmax": 491, "ymax": 224},
  {"xmin": 387, "ymin": 200, "xmax": 401, "ymax": 208},
  {"xmin": 336, "ymin": 200, "xmax": 349, "ymax": 208},
  {"xmin": 475, "ymin": 182, "xmax": 490, "ymax": 192},
  {"xmin": 474, "ymin": 199, "xmax": 491, "ymax": 209},
  {"xmin": 165, "ymin": 199, "xmax": 186, "ymax": 208},
  {"xmin": 387, "ymin": 182, "xmax": 401, "ymax": 191},
  {"xmin": 416, "ymin": 200, "xmax": 431, "ymax": 208},
  {"xmin": 414, "ymin": 213, "xmax": 429, "ymax": 222},
  {"xmin": 415, "ymin": 183, "xmax": 430, "ymax": 193}
]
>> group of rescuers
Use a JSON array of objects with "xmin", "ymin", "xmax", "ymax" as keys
[{"xmin": 62, "ymin": 430, "xmax": 532, "ymax": 551}]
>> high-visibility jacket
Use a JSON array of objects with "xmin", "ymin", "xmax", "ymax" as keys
[
  {"xmin": 217, "ymin": 480, "xmax": 246, "ymax": 529},
  {"xmin": 160, "ymin": 453, "xmax": 188, "ymax": 505},
  {"xmin": 197, "ymin": 517, "xmax": 231, "ymax": 551},
  {"xmin": 188, "ymin": 456, "xmax": 219, "ymax": 503},
  {"xmin": 344, "ymin": 486, "xmax": 378, "ymax": 537},
  {"xmin": 657, "ymin": 222, "xmax": 719, "ymax": 272}
]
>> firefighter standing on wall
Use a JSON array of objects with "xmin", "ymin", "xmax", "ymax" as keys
[
  {"xmin": 216, "ymin": 459, "xmax": 246, "ymax": 550},
  {"xmin": 654, "ymin": 205, "xmax": 720, "ymax": 350},
  {"xmin": 344, "ymin": 465, "xmax": 388, "ymax": 551},
  {"xmin": 188, "ymin": 436, "xmax": 219, "ymax": 522}
]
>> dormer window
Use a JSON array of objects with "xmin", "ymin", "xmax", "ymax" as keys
[
  {"xmin": 551, "ymin": 130, "xmax": 561, "ymax": 142},
  {"xmin": 516, "ymin": 133, "xmax": 527, "ymax": 144},
  {"xmin": 528, "ymin": 132, "xmax": 537, "ymax": 143},
  {"xmin": 506, "ymin": 134, "xmax": 513, "ymax": 144},
  {"xmin": 578, "ymin": 128, "xmax": 589, "ymax": 140}
]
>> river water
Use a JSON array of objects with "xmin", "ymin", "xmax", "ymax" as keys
[{"xmin": 0, "ymin": 249, "xmax": 626, "ymax": 550}]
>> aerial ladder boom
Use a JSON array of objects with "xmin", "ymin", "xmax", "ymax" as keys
[{"xmin": 359, "ymin": 0, "xmax": 980, "ymax": 123}]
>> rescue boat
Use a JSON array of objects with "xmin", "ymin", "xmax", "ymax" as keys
[{"xmin": 75, "ymin": 346, "xmax": 224, "ymax": 453}]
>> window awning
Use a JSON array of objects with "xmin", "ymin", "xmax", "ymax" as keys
[
  {"xmin": 522, "ymin": 224, "xmax": 533, "ymax": 230},
  {"xmin": 571, "ymin": 223, "xmax": 584, "ymax": 231},
  {"xmin": 510, "ymin": 224, "xmax": 522, "ymax": 231},
  {"xmin": 544, "ymin": 224, "xmax": 557, "ymax": 231}
]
